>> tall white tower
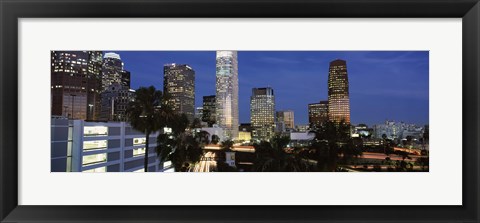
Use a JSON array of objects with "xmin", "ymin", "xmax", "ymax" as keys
[{"xmin": 215, "ymin": 51, "xmax": 239, "ymax": 140}]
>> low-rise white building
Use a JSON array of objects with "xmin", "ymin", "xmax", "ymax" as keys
[
  {"xmin": 51, "ymin": 117, "xmax": 171, "ymax": 172},
  {"xmin": 289, "ymin": 132, "xmax": 315, "ymax": 147},
  {"xmin": 196, "ymin": 125, "xmax": 226, "ymax": 143}
]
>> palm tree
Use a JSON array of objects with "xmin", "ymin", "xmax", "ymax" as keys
[
  {"xmin": 253, "ymin": 135, "xmax": 308, "ymax": 172},
  {"xmin": 156, "ymin": 113, "xmax": 203, "ymax": 172},
  {"xmin": 195, "ymin": 130, "xmax": 210, "ymax": 145},
  {"xmin": 211, "ymin": 134, "xmax": 220, "ymax": 145},
  {"xmin": 126, "ymin": 86, "xmax": 165, "ymax": 172},
  {"xmin": 308, "ymin": 120, "xmax": 361, "ymax": 171},
  {"xmin": 191, "ymin": 118, "xmax": 202, "ymax": 129}
]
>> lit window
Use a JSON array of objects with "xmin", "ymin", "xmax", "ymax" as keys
[
  {"xmin": 84, "ymin": 126, "xmax": 108, "ymax": 136},
  {"xmin": 82, "ymin": 153, "xmax": 107, "ymax": 166},
  {"xmin": 133, "ymin": 137, "xmax": 146, "ymax": 145},
  {"xmin": 83, "ymin": 140, "xmax": 107, "ymax": 151},
  {"xmin": 133, "ymin": 148, "xmax": 146, "ymax": 157}
]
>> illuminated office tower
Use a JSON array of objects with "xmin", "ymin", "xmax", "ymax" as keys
[
  {"xmin": 51, "ymin": 51, "xmax": 102, "ymax": 120},
  {"xmin": 308, "ymin": 100, "xmax": 329, "ymax": 128},
  {"xmin": 102, "ymin": 52, "xmax": 131, "ymax": 91},
  {"xmin": 202, "ymin": 95, "xmax": 216, "ymax": 127},
  {"xmin": 328, "ymin": 59, "xmax": 350, "ymax": 124},
  {"xmin": 276, "ymin": 110, "xmax": 295, "ymax": 130},
  {"xmin": 215, "ymin": 51, "xmax": 239, "ymax": 139},
  {"xmin": 163, "ymin": 63, "xmax": 196, "ymax": 121},
  {"xmin": 250, "ymin": 87, "xmax": 275, "ymax": 141}
]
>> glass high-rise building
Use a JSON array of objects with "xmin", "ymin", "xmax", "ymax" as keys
[
  {"xmin": 308, "ymin": 100, "xmax": 329, "ymax": 128},
  {"xmin": 250, "ymin": 87, "xmax": 275, "ymax": 141},
  {"xmin": 202, "ymin": 95, "xmax": 216, "ymax": 127},
  {"xmin": 51, "ymin": 51, "xmax": 102, "ymax": 120},
  {"xmin": 100, "ymin": 83, "xmax": 136, "ymax": 121},
  {"xmin": 102, "ymin": 52, "xmax": 131, "ymax": 92},
  {"xmin": 328, "ymin": 59, "xmax": 350, "ymax": 124},
  {"xmin": 276, "ymin": 110, "xmax": 295, "ymax": 130},
  {"xmin": 163, "ymin": 63, "xmax": 195, "ymax": 121},
  {"xmin": 215, "ymin": 51, "xmax": 239, "ymax": 139}
]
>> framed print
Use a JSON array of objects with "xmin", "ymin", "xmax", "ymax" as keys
[{"xmin": 1, "ymin": 0, "xmax": 479, "ymax": 222}]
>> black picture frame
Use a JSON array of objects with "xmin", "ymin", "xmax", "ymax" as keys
[{"xmin": 1, "ymin": 0, "xmax": 479, "ymax": 222}]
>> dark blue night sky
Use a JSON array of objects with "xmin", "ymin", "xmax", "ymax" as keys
[{"xmin": 110, "ymin": 51, "xmax": 429, "ymax": 126}]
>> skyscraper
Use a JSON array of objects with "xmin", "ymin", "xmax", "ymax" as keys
[
  {"xmin": 250, "ymin": 87, "xmax": 275, "ymax": 141},
  {"xmin": 163, "ymin": 63, "xmax": 195, "ymax": 121},
  {"xmin": 100, "ymin": 83, "xmax": 136, "ymax": 121},
  {"xmin": 102, "ymin": 52, "xmax": 131, "ymax": 91},
  {"xmin": 308, "ymin": 100, "xmax": 329, "ymax": 128},
  {"xmin": 202, "ymin": 95, "xmax": 216, "ymax": 127},
  {"xmin": 276, "ymin": 110, "xmax": 295, "ymax": 130},
  {"xmin": 215, "ymin": 51, "xmax": 239, "ymax": 139},
  {"xmin": 328, "ymin": 59, "xmax": 350, "ymax": 124},
  {"xmin": 51, "ymin": 51, "xmax": 102, "ymax": 120}
]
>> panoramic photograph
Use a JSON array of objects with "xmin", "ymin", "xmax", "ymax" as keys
[{"xmin": 50, "ymin": 51, "xmax": 429, "ymax": 172}]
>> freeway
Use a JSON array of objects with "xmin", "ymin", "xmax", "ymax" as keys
[
  {"xmin": 190, "ymin": 151, "xmax": 217, "ymax": 172},
  {"xmin": 361, "ymin": 152, "xmax": 425, "ymax": 161}
]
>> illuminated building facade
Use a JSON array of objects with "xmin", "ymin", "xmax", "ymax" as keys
[
  {"xmin": 202, "ymin": 95, "xmax": 216, "ymax": 126},
  {"xmin": 163, "ymin": 63, "xmax": 196, "ymax": 121},
  {"xmin": 250, "ymin": 87, "xmax": 275, "ymax": 141},
  {"xmin": 215, "ymin": 51, "xmax": 239, "ymax": 139},
  {"xmin": 308, "ymin": 100, "xmax": 329, "ymax": 128},
  {"xmin": 276, "ymin": 110, "xmax": 295, "ymax": 130},
  {"xmin": 51, "ymin": 51, "xmax": 102, "ymax": 121},
  {"xmin": 102, "ymin": 52, "xmax": 131, "ymax": 91},
  {"xmin": 328, "ymin": 59, "xmax": 350, "ymax": 124},
  {"xmin": 100, "ymin": 83, "xmax": 136, "ymax": 121},
  {"xmin": 51, "ymin": 117, "xmax": 167, "ymax": 172},
  {"xmin": 238, "ymin": 123, "xmax": 252, "ymax": 142},
  {"xmin": 195, "ymin": 107, "xmax": 204, "ymax": 120}
]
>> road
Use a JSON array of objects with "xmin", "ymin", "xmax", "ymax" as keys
[
  {"xmin": 361, "ymin": 152, "xmax": 424, "ymax": 161},
  {"xmin": 190, "ymin": 151, "xmax": 217, "ymax": 172}
]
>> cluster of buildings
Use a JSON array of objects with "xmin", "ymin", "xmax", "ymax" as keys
[
  {"xmin": 51, "ymin": 51, "xmax": 134, "ymax": 122},
  {"xmin": 51, "ymin": 51, "xmax": 168, "ymax": 172},
  {"xmin": 49, "ymin": 50, "xmax": 350, "ymax": 144},
  {"xmin": 51, "ymin": 50, "xmax": 425, "ymax": 172},
  {"xmin": 373, "ymin": 121, "xmax": 426, "ymax": 141},
  {"xmin": 193, "ymin": 58, "xmax": 351, "ymax": 143}
]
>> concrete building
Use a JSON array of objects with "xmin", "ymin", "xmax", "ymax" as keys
[
  {"xmin": 295, "ymin": 124, "xmax": 310, "ymax": 133},
  {"xmin": 197, "ymin": 125, "xmax": 226, "ymax": 143},
  {"xmin": 202, "ymin": 95, "xmax": 216, "ymax": 126},
  {"xmin": 373, "ymin": 120, "xmax": 425, "ymax": 140},
  {"xmin": 289, "ymin": 132, "xmax": 315, "ymax": 147},
  {"xmin": 100, "ymin": 83, "xmax": 135, "ymax": 121},
  {"xmin": 51, "ymin": 51, "xmax": 102, "ymax": 121},
  {"xmin": 238, "ymin": 123, "xmax": 252, "ymax": 142},
  {"xmin": 238, "ymin": 131, "xmax": 252, "ymax": 142},
  {"xmin": 276, "ymin": 110, "xmax": 295, "ymax": 131},
  {"xmin": 308, "ymin": 100, "xmax": 328, "ymax": 128},
  {"xmin": 250, "ymin": 87, "xmax": 276, "ymax": 142},
  {"xmin": 195, "ymin": 107, "xmax": 204, "ymax": 120},
  {"xmin": 102, "ymin": 52, "xmax": 131, "ymax": 91},
  {"xmin": 163, "ymin": 63, "xmax": 196, "ymax": 121},
  {"xmin": 51, "ymin": 117, "xmax": 170, "ymax": 172},
  {"xmin": 215, "ymin": 51, "xmax": 239, "ymax": 140}
]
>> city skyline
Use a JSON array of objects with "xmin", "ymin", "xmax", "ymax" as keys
[{"xmin": 89, "ymin": 51, "xmax": 429, "ymax": 126}]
